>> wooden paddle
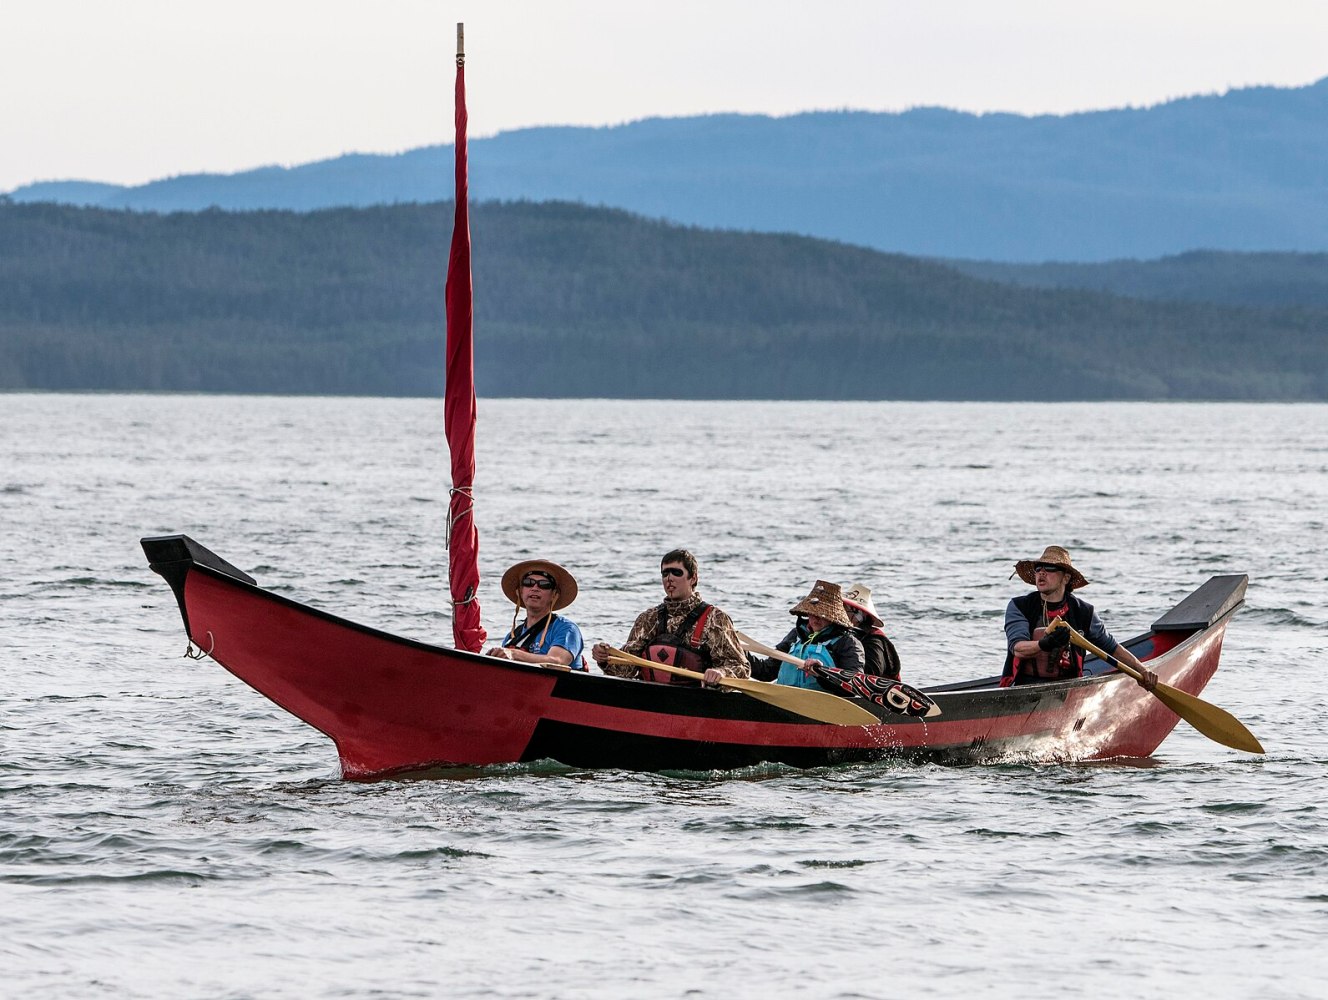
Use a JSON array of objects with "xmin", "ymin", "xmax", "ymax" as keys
[
  {"xmin": 736, "ymin": 630, "xmax": 942, "ymax": 719},
  {"xmin": 1047, "ymin": 621, "xmax": 1264, "ymax": 754},
  {"xmin": 483, "ymin": 648, "xmax": 572, "ymax": 671},
  {"xmin": 602, "ymin": 646, "xmax": 879, "ymax": 727},
  {"xmin": 735, "ymin": 630, "xmax": 808, "ymax": 668}
]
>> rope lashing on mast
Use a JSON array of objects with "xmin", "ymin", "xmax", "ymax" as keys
[
  {"xmin": 444, "ymin": 485, "xmax": 476, "ymax": 550},
  {"xmin": 445, "ymin": 484, "xmax": 479, "ymax": 607}
]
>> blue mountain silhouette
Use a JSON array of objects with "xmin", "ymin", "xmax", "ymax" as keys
[{"xmin": 9, "ymin": 77, "xmax": 1326, "ymax": 262}]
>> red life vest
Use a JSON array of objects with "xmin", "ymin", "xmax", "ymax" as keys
[
  {"xmin": 641, "ymin": 603, "xmax": 713, "ymax": 684},
  {"xmin": 1009, "ymin": 597, "xmax": 1085, "ymax": 683}
]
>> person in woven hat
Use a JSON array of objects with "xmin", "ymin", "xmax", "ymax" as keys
[
  {"xmin": 591, "ymin": 548, "xmax": 748, "ymax": 685},
  {"xmin": 747, "ymin": 580, "xmax": 866, "ymax": 691},
  {"xmin": 485, "ymin": 559, "xmax": 586, "ymax": 669},
  {"xmin": 1001, "ymin": 545, "xmax": 1155, "ymax": 689},
  {"xmin": 842, "ymin": 582, "xmax": 902, "ymax": 680}
]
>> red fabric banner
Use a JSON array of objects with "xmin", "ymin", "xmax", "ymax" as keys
[{"xmin": 443, "ymin": 56, "xmax": 486, "ymax": 652}]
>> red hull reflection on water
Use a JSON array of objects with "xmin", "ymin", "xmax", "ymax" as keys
[{"xmin": 142, "ymin": 535, "xmax": 1246, "ymax": 779}]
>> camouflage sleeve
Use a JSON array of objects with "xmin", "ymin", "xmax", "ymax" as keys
[
  {"xmin": 703, "ymin": 608, "xmax": 750, "ymax": 679},
  {"xmin": 601, "ymin": 607, "xmax": 659, "ymax": 678}
]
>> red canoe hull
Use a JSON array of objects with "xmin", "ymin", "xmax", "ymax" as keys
[{"xmin": 143, "ymin": 535, "xmax": 1246, "ymax": 779}]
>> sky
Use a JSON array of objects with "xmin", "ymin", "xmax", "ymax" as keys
[{"xmin": 4, "ymin": 0, "xmax": 1327, "ymax": 193}]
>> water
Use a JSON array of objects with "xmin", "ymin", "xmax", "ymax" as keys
[{"xmin": 3, "ymin": 394, "xmax": 1326, "ymax": 998}]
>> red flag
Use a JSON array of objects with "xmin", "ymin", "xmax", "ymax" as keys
[{"xmin": 443, "ymin": 27, "xmax": 486, "ymax": 652}]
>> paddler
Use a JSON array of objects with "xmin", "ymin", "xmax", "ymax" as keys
[
  {"xmin": 485, "ymin": 559, "xmax": 587, "ymax": 670},
  {"xmin": 841, "ymin": 581, "xmax": 902, "ymax": 680},
  {"xmin": 591, "ymin": 548, "xmax": 748, "ymax": 685},
  {"xmin": 1001, "ymin": 545, "xmax": 1157, "ymax": 689},
  {"xmin": 746, "ymin": 580, "xmax": 866, "ymax": 691}
]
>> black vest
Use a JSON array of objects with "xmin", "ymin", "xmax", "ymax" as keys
[
  {"xmin": 858, "ymin": 626, "xmax": 901, "ymax": 680},
  {"xmin": 1002, "ymin": 591, "xmax": 1095, "ymax": 683}
]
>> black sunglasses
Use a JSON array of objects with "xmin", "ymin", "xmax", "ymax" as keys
[
  {"xmin": 661, "ymin": 567, "xmax": 686, "ymax": 578},
  {"xmin": 521, "ymin": 576, "xmax": 555, "ymax": 590},
  {"xmin": 1033, "ymin": 564, "xmax": 1064, "ymax": 575}
]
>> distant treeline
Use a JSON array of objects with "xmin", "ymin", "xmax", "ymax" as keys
[
  {"xmin": 1, "ymin": 200, "xmax": 1326, "ymax": 400},
  {"xmin": 947, "ymin": 252, "xmax": 1328, "ymax": 309}
]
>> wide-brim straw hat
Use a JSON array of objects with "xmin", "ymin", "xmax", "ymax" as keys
[
  {"xmin": 500, "ymin": 559, "xmax": 578, "ymax": 611},
  {"xmin": 1013, "ymin": 545, "xmax": 1089, "ymax": 590},
  {"xmin": 789, "ymin": 580, "xmax": 854, "ymax": 628},
  {"xmin": 841, "ymin": 582, "xmax": 883, "ymax": 626}
]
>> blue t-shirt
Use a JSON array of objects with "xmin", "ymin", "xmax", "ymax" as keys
[{"xmin": 503, "ymin": 614, "xmax": 585, "ymax": 669}]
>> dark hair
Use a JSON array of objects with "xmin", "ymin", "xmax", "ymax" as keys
[{"xmin": 661, "ymin": 548, "xmax": 698, "ymax": 578}]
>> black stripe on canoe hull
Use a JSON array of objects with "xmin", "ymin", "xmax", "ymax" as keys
[{"xmin": 521, "ymin": 718, "xmax": 895, "ymax": 771}]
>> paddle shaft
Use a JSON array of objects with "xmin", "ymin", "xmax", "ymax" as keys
[
  {"xmin": 605, "ymin": 647, "xmax": 709, "ymax": 683},
  {"xmin": 736, "ymin": 631, "xmax": 805, "ymax": 667},
  {"xmin": 1054, "ymin": 623, "xmax": 1145, "ymax": 682},
  {"xmin": 601, "ymin": 646, "xmax": 879, "ymax": 726}
]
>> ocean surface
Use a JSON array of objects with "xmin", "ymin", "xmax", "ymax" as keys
[{"xmin": 3, "ymin": 394, "xmax": 1326, "ymax": 999}]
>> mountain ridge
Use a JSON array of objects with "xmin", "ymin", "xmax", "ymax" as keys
[{"xmin": 9, "ymin": 77, "xmax": 1328, "ymax": 262}]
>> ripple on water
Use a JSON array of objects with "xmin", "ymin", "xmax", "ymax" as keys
[{"xmin": 5, "ymin": 396, "xmax": 1328, "ymax": 998}]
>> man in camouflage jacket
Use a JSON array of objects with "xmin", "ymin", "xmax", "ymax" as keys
[{"xmin": 591, "ymin": 548, "xmax": 749, "ymax": 684}]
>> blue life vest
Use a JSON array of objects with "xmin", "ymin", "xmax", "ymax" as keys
[{"xmin": 776, "ymin": 630, "xmax": 839, "ymax": 689}]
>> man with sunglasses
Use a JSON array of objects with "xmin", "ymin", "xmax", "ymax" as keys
[
  {"xmin": 591, "ymin": 548, "xmax": 748, "ymax": 685},
  {"xmin": 1001, "ymin": 545, "xmax": 1155, "ymax": 689},
  {"xmin": 486, "ymin": 559, "xmax": 586, "ymax": 669}
]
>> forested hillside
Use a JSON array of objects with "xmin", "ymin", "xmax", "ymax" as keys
[
  {"xmin": 1, "ymin": 201, "xmax": 1325, "ymax": 400},
  {"xmin": 947, "ymin": 252, "xmax": 1328, "ymax": 308}
]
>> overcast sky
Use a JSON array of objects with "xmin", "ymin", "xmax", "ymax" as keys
[{"xmin": 4, "ymin": 0, "xmax": 1326, "ymax": 192}]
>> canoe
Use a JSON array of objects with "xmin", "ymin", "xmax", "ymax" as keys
[{"xmin": 140, "ymin": 533, "xmax": 1248, "ymax": 779}]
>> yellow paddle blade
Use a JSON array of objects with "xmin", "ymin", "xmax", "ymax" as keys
[
  {"xmin": 1152, "ymin": 682, "xmax": 1265, "ymax": 754},
  {"xmin": 1060, "ymin": 623, "xmax": 1265, "ymax": 754},
  {"xmin": 604, "ymin": 649, "xmax": 878, "ymax": 727},
  {"xmin": 718, "ymin": 676, "xmax": 881, "ymax": 726}
]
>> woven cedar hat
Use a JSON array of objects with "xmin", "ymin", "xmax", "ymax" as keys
[
  {"xmin": 500, "ymin": 559, "xmax": 578, "ymax": 611},
  {"xmin": 841, "ymin": 582, "xmax": 883, "ymax": 626},
  {"xmin": 1013, "ymin": 545, "xmax": 1089, "ymax": 590},
  {"xmin": 789, "ymin": 580, "xmax": 854, "ymax": 628}
]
